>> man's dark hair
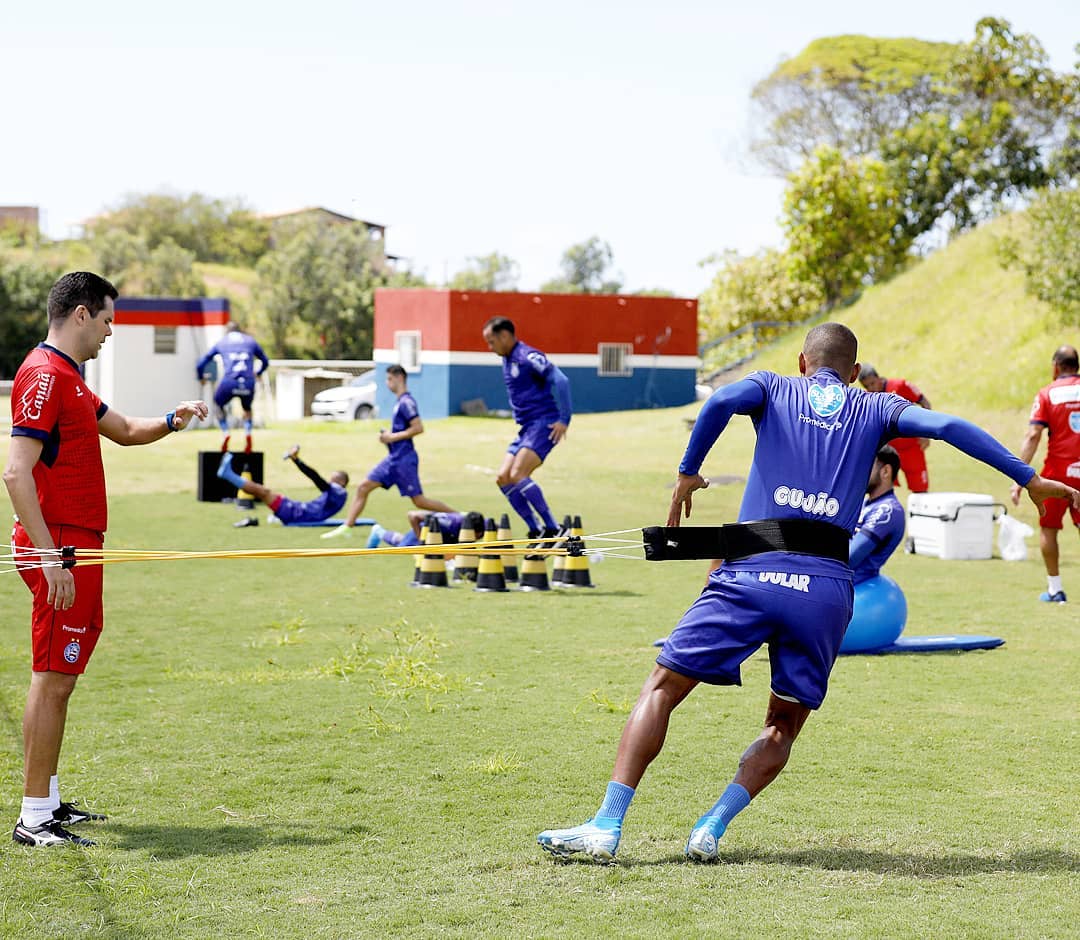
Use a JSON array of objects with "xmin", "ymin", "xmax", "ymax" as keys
[
  {"xmin": 803, "ymin": 322, "xmax": 858, "ymax": 375},
  {"xmin": 483, "ymin": 316, "xmax": 515, "ymax": 335},
  {"xmin": 387, "ymin": 364, "xmax": 407, "ymax": 379},
  {"xmin": 858, "ymin": 364, "xmax": 879, "ymax": 382},
  {"xmin": 47, "ymin": 272, "xmax": 118, "ymax": 324},
  {"xmin": 334, "ymin": 471, "xmax": 350, "ymax": 487},
  {"xmin": 1053, "ymin": 345, "xmax": 1079, "ymax": 373},
  {"xmin": 876, "ymin": 444, "xmax": 901, "ymax": 481}
]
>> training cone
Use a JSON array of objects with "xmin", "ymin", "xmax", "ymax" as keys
[
  {"xmin": 550, "ymin": 515, "xmax": 571, "ymax": 586},
  {"xmin": 518, "ymin": 532, "xmax": 551, "ymax": 592},
  {"xmin": 415, "ymin": 516, "xmax": 450, "ymax": 588},
  {"xmin": 497, "ymin": 514, "xmax": 518, "ymax": 582},
  {"xmin": 409, "ymin": 519, "xmax": 430, "ymax": 587},
  {"xmin": 237, "ymin": 468, "xmax": 255, "ymax": 510},
  {"xmin": 560, "ymin": 515, "xmax": 594, "ymax": 588},
  {"xmin": 452, "ymin": 519, "xmax": 480, "ymax": 582},
  {"xmin": 474, "ymin": 518, "xmax": 509, "ymax": 592}
]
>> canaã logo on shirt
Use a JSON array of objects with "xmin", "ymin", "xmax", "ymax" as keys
[{"xmin": 19, "ymin": 371, "xmax": 55, "ymax": 422}]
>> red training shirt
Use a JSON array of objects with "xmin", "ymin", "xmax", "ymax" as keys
[
  {"xmin": 10, "ymin": 343, "xmax": 109, "ymax": 533},
  {"xmin": 1029, "ymin": 374, "xmax": 1080, "ymax": 481},
  {"xmin": 884, "ymin": 377, "xmax": 925, "ymax": 451}
]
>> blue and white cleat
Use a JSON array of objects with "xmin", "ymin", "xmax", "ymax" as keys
[
  {"xmin": 685, "ymin": 815, "xmax": 726, "ymax": 862},
  {"xmin": 365, "ymin": 524, "xmax": 386, "ymax": 550},
  {"xmin": 537, "ymin": 818, "xmax": 620, "ymax": 862},
  {"xmin": 1039, "ymin": 590, "xmax": 1067, "ymax": 603}
]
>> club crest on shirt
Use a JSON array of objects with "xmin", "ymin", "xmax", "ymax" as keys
[
  {"xmin": 510, "ymin": 362, "xmax": 520, "ymax": 378},
  {"xmin": 63, "ymin": 641, "xmax": 81, "ymax": 664},
  {"xmin": 808, "ymin": 383, "xmax": 845, "ymax": 418}
]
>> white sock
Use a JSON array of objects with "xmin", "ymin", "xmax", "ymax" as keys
[
  {"xmin": 49, "ymin": 775, "xmax": 61, "ymax": 811},
  {"xmin": 1048, "ymin": 575, "xmax": 1063, "ymax": 595},
  {"xmin": 20, "ymin": 796, "xmax": 56, "ymax": 828}
]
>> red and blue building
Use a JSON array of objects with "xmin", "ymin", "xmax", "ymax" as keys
[{"xmin": 373, "ymin": 289, "xmax": 699, "ymax": 419}]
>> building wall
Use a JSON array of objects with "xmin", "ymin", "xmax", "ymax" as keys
[
  {"xmin": 373, "ymin": 289, "xmax": 698, "ymax": 419},
  {"xmin": 83, "ymin": 298, "xmax": 229, "ymax": 418}
]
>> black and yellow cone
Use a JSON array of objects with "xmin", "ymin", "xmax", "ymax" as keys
[
  {"xmin": 409, "ymin": 519, "xmax": 429, "ymax": 586},
  {"xmin": 518, "ymin": 529, "xmax": 551, "ymax": 592},
  {"xmin": 417, "ymin": 518, "xmax": 449, "ymax": 588},
  {"xmin": 474, "ymin": 518, "xmax": 509, "ymax": 592},
  {"xmin": 551, "ymin": 515, "xmax": 572, "ymax": 586},
  {"xmin": 497, "ymin": 514, "xmax": 518, "ymax": 582},
  {"xmin": 237, "ymin": 468, "xmax": 255, "ymax": 510},
  {"xmin": 561, "ymin": 515, "xmax": 594, "ymax": 588},
  {"xmin": 452, "ymin": 519, "xmax": 480, "ymax": 582}
]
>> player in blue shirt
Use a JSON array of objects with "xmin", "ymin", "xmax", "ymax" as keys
[
  {"xmin": 366, "ymin": 509, "xmax": 486, "ymax": 548},
  {"xmin": 537, "ymin": 322, "xmax": 1079, "ymax": 864},
  {"xmin": 195, "ymin": 322, "xmax": 270, "ymax": 452},
  {"xmin": 323, "ymin": 365, "xmax": 453, "ymax": 539},
  {"xmin": 216, "ymin": 445, "xmax": 348, "ymax": 525},
  {"xmin": 482, "ymin": 317, "xmax": 572, "ymax": 541},
  {"xmin": 850, "ymin": 445, "xmax": 906, "ymax": 584}
]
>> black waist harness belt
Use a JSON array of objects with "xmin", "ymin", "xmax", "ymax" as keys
[{"xmin": 642, "ymin": 519, "xmax": 849, "ymax": 564}]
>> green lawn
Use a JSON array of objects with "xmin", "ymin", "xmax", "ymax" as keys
[{"xmin": 1, "ymin": 407, "xmax": 1076, "ymax": 939}]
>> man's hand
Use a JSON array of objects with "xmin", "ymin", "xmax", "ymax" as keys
[
  {"xmin": 667, "ymin": 473, "xmax": 709, "ymax": 527},
  {"xmin": 918, "ymin": 437, "xmax": 931, "ymax": 451},
  {"xmin": 548, "ymin": 421, "xmax": 568, "ymax": 444},
  {"xmin": 44, "ymin": 566, "xmax": 75, "ymax": 610},
  {"xmin": 1024, "ymin": 475, "xmax": 1080, "ymax": 515},
  {"xmin": 170, "ymin": 401, "xmax": 209, "ymax": 430},
  {"xmin": 378, "ymin": 429, "xmax": 393, "ymax": 445},
  {"xmin": 1009, "ymin": 483, "xmax": 1024, "ymax": 507}
]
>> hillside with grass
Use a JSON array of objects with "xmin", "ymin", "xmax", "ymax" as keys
[{"xmin": 746, "ymin": 213, "xmax": 1067, "ymax": 414}]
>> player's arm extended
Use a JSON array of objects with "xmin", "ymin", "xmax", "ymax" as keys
[
  {"xmin": 668, "ymin": 379, "xmax": 766, "ymax": 525},
  {"xmin": 98, "ymin": 401, "xmax": 209, "ymax": 445}
]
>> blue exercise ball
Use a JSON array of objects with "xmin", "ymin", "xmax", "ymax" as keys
[{"xmin": 840, "ymin": 574, "xmax": 907, "ymax": 653}]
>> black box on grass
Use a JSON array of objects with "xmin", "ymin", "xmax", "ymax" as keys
[{"xmin": 197, "ymin": 451, "xmax": 264, "ymax": 502}]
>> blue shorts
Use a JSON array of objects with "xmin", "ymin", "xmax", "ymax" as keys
[
  {"xmin": 508, "ymin": 420, "xmax": 557, "ymax": 462},
  {"xmin": 214, "ymin": 378, "xmax": 254, "ymax": 411},
  {"xmin": 656, "ymin": 567, "xmax": 853, "ymax": 709},
  {"xmin": 368, "ymin": 455, "xmax": 422, "ymax": 497}
]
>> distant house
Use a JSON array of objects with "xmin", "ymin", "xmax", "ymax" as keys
[
  {"xmin": 261, "ymin": 207, "xmax": 401, "ymax": 266},
  {"xmin": 0, "ymin": 206, "xmax": 40, "ymax": 240}
]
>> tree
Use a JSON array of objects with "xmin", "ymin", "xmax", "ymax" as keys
[
  {"xmin": 541, "ymin": 237, "xmax": 623, "ymax": 294},
  {"xmin": 140, "ymin": 239, "xmax": 207, "ymax": 296},
  {"xmin": 782, "ymin": 146, "xmax": 906, "ymax": 305},
  {"xmin": 449, "ymin": 252, "xmax": 520, "ymax": 291},
  {"xmin": 89, "ymin": 192, "xmax": 270, "ymax": 266},
  {"xmin": 999, "ymin": 188, "xmax": 1080, "ymax": 325},
  {"xmin": 0, "ymin": 256, "xmax": 61, "ymax": 378},
  {"xmin": 253, "ymin": 220, "xmax": 426, "ymax": 359}
]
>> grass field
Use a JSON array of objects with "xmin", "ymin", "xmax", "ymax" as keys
[{"xmin": 1, "ymin": 404, "xmax": 1077, "ymax": 939}]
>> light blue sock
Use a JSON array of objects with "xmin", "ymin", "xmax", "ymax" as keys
[
  {"xmin": 216, "ymin": 454, "xmax": 246, "ymax": 489},
  {"xmin": 243, "ymin": 418, "xmax": 253, "ymax": 434},
  {"xmin": 702, "ymin": 783, "xmax": 751, "ymax": 835},
  {"xmin": 500, "ymin": 482, "xmax": 539, "ymax": 533},
  {"xmin": 519, "ymin": 478, "xmax": 557, "ymax": 531},
  {"xmin": 594, "ymin": 781, "xmax": 635, "ymax": 828}
]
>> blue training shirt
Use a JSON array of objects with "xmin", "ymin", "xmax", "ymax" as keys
[
  {"xmin": 502, "ymin": 341, "xmax": 571, "ymax": 426},
  {"xmin": 277, "ymin": 483, "xmax": 348, "ymax": 525},
  {"xmin": 388, "ymin": 392, "xmax": 420, "ymax": 460},
  {"xmin": 196, "ymin": 330, "xmax": 269, "ymax": 387},
  {"xmin": 850, "ymin": 489, "xmax": 906, "ymax": 583}
]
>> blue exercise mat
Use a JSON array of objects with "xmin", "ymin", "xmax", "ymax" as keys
[
  {"xmin": 865, "ymin": 634, "xmax": 1005, "ymax": 654},
  {"xmin": 285, "ymin": 518, "xmax": 376, "ymax": 528}
]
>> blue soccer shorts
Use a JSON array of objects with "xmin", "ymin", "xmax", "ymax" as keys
[
  {"xmin": 214, "ymin": 378, "xmax": 254, "ymax": 412},
  {"xmin": 368, "ymin": 455, "xmax": 423, "ymax": 497},
  {"xmin": 507, "ymin": 419, "xmax": 558, "ymax": 462},
  {"xmin": 656, "ymin": 566, "xmax": 854, "ymax": 709}
]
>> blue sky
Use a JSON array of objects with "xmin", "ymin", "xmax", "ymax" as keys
[{"xmin": 2, "ymin": 1, "xmax": 1077, "ymax": 296}]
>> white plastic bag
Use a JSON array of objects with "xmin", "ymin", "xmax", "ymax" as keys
[{"xmin": 996, "ymin": 513, "xmax": 1034, "ymax": 562}]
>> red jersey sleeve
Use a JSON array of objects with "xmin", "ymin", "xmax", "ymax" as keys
[
  {"xmin": 886, "ymin": 378, "xmax": 923, "ymax": 404},
  {"xmin": 11, "ymin": 359, "xmax": 63, "ymax": 439},
  {"xmin": 1029, "ymin": 388, "xmax": 1051, "ymax": 426}
]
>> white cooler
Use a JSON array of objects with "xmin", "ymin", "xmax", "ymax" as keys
[{"xmin": 906, "ymin": 492, "xmax": 1004, "ymax": 560}]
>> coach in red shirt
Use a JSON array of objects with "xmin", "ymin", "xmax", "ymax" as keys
[
  {"xmin": 858, "ymin": 365, "xmax": 932, "ymax": 492},
  {"xmin": 4, "ymin": 272, "xmax": 207, "ymax": 847},
  {"xmin": 1010, "ymin": 345, "xmax": 1080, "ymax": 604}
]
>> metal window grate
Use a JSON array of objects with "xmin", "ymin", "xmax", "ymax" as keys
[
  {"xmin": 598, "ymin": 343, "xmax": 633, "ymax": 377},
  {"xmin": 154, "ymin": 326, "xmax": 177, "ymax": 354}
]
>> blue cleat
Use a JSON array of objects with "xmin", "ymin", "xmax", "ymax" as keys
[
  {"xmin": 1039, "ymin": 590, "xmax": 1067, "ymax": 603},
  {"xmin": 216, "ymin": 453, "xmax": 234, "ymax": 479},
  {"xmin": 365, "ymin": 524, "xmax": 385, "ymax": 549},
  {"xmin": 685, "ymin": 815, "xmax": 726, "ymax": 862},
  {"xmin": 537, "ymin": 817, "xmax": 620, "ymax": 862}
]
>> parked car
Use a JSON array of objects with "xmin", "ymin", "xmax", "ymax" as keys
[{"xmin": 311, "ymin": 374, "xmax": 377, "ymax": 421}]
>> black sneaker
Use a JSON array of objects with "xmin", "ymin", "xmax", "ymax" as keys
[
  {"xmin": 13, "ymin": 818, "xmax": 96, "ymax": 847},
  {"xmin": 54, "ymin": 801, "xmax": 107, "ymax": 825}
]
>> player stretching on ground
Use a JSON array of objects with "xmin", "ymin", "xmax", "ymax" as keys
[
  {"xmin": 217, "ymin": 445, "xmax": 349, "ymax": 525},
  {"xmin": 536, "ymin": 322, "xmax": 1078, "ymax": 863},
  {"xmin": 482, "ymin": 317, "xmax": 572, "ymax": 543}
]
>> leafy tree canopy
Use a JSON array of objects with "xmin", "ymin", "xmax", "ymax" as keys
[
  {"xmin": 449, "ymin": 252, "xmax": 520, "ymax": 291},
  {"xmin": 541, "ymin": 237, "xmax": 623, "ymax": 294},
  {"xmin": 0, "ymin": 255, "xmax": 62, "ymax": 378}
]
